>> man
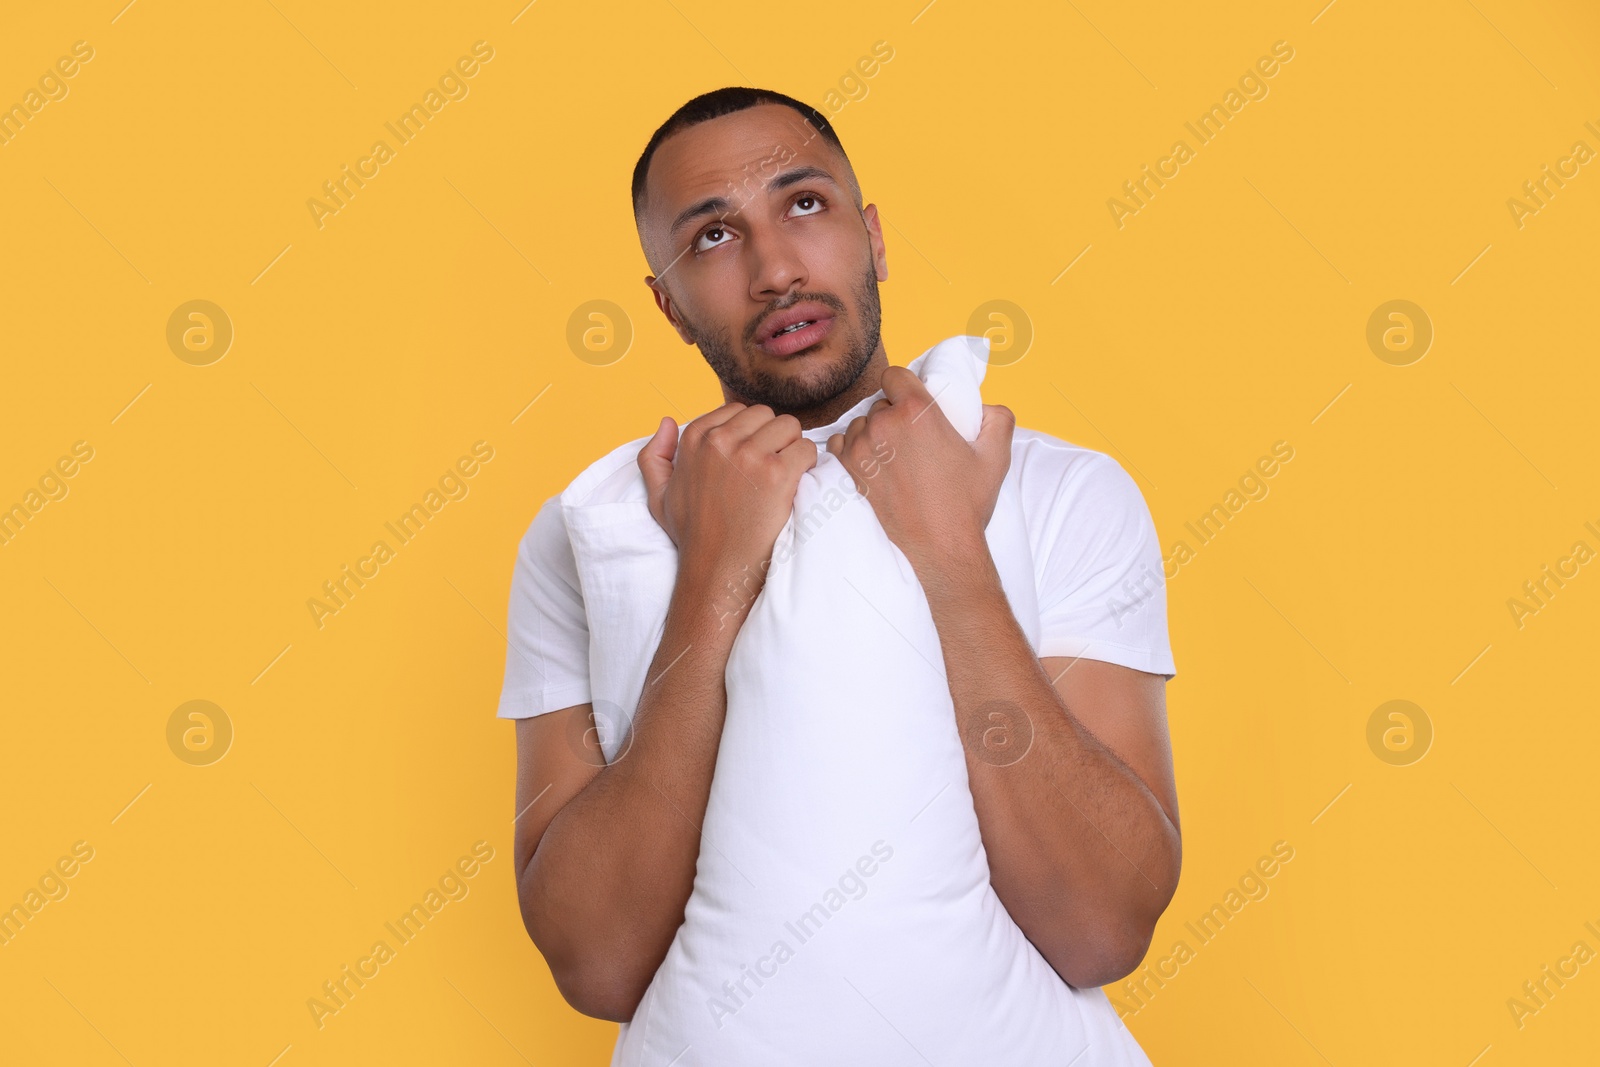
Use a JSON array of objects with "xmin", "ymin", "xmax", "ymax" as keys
[{"xmin": 499, "ymin": 86, "xmax": 1180, "ymax": 1054}]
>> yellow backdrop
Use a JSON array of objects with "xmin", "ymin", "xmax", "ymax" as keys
[{"xmin": 2, "ymin": 0, "xmax": 1596, "ymax": 1063}]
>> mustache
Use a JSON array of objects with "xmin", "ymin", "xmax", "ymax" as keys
[{"xmin": 747, "ymin": 292, "xmax": 847, "ymax": 343}]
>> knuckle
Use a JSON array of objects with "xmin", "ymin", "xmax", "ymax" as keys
[{"xmin": 758, "ymin": 460, "xmax": 790, "ymax": 492}]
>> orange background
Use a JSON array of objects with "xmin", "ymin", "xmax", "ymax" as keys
[{"xmin": 2, "ymin": 1, "xmax": 1597, "ymax": 1063}]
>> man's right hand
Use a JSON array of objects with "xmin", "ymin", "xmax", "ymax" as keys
[{"xmin": 637, "ymin": 403, "xmax": 818, "ymax": 573}]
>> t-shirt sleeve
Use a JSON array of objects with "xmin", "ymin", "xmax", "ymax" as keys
[
  {"xmin": 1030, "ymin": 449, "xmax": 1176, "ymax": 678},
  {"xmin": 496, "ymin": 495, "xmax": 593, "ymax": 719}
]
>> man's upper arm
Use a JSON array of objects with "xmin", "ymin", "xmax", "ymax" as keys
[
  {"xmin": 513, "ymin": 707, "xmax": 604, "ymax": 880},
  {"xmin": 1025, "ymin": 444, "xmax": 1179, "ymax": 829},
  {"xmin": 1039, "ymin": 657, "xmax": 1178, "ymax": 833},
  {"xmin": 499, "ymin": 495, "xmax": 603, "ymax": 876}
]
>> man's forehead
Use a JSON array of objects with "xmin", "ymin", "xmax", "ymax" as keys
[{"xmin": 646, "ymin": 104, "xmax": 842, "ymax": 218}]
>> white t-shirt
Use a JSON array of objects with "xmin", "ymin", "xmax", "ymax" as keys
[{"xmin": 497, "ymin": 392, "xmax": 1175, "ymax": 722}]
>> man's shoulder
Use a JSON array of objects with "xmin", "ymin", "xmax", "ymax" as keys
[
  {"xmin": 1009, "ymin": 425, "xmax": 1123, "ymax": 489},
  {"xmin": 1007, "ymin": 425, "xmax": 1152, "ymax": 539}
]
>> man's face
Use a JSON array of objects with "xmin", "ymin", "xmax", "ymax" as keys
[{"xmin": 639, "ymin": 104, "xmax": 889, "ymax": 414}]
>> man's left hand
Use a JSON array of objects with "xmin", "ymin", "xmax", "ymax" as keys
[{"xmin": 825, "ymin": 365, "xmax": 1015, "ymax": 573}]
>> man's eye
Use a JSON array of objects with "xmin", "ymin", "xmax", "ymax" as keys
[
  {"xmin": 790, "ymin": 194, "xmax": 825, "ymax": 217},
  {"xmin": 694, "ymin": 225, "xmax": 732, "ymax": 253}
]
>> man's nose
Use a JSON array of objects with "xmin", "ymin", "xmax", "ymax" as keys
[{"xmin": 749, "ymin": 231, "xmax": 808, "ymax": 301}]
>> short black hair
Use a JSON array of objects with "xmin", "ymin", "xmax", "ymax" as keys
[{"xmin": 630, "ymin": 86, "xmax": 852, "ymax": 224}]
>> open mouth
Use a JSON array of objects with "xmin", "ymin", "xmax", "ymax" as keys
[
  {"xmin": 759, "ymin": 315, "xmax": 835, "ymax": 356},
  {"xmin": 757, "ymin": 299, "xmax": 839, "ymax": 356}
]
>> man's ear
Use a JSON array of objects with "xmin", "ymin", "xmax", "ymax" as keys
[
  {"xmin": 862, "ymin": 204, "xmax": 889, "ymax": 283},
  {"xmin": 644, "ymin": 275, "xmax": 696, "ymax": 345}
]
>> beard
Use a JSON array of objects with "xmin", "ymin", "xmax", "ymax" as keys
[{"xmin": 682, "ymin": 258, "xmax": 882, "ymax": 415}]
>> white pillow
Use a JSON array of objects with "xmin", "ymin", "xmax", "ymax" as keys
[{"xmin": 559, "ymin": 335, "xmax": 1151, "ymax": 1066}]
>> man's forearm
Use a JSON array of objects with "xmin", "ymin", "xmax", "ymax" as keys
[
  {"xmin": 913, "ymin": 534, "xmax": 1181, "ymax": 988},
  {"xmin": 520, "ymin": 556, "xmax": 745, "ymax": 1017}
]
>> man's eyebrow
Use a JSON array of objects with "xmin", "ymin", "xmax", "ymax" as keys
[
  {"xmin": 666, "ymin": 165, "xmax": 842, "ymax": 240},
  {"xmin": 768, "ymin": 164, "xmax": 839, "ymax": 193}
]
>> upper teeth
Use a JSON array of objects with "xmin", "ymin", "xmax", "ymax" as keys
[{"xmin": 777, "ymin": 321, "xmax": 813, "ymax": 335}]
